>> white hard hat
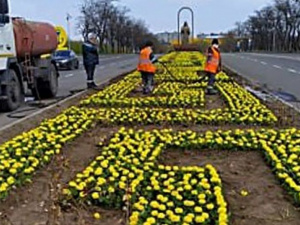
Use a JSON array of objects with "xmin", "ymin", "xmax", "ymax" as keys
[{"xmin": 88, "ymin": 33, "xmax": 97, "ymax": 40}]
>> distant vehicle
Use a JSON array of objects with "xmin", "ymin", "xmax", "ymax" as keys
[{"xmin": 53, "ymin": 50, "xmax": 79, "ymax": 70}]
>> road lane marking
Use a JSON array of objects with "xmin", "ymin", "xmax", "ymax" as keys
[
  {"xmin": 100, "ymin": 56, "xmax": 125, "ymax": 62},
  {"xmin": 64, "ymin": 74, "xmax": 74, "ymax": 78},
  {"xmin": 288, "ymin": 68, "xmax": 297, "ymax": 73},
  {"xmin": 260, "ymin": 61, "xmax": 267, "ymax": 65},
  {"xmin": 273, "ymin": 65, "xmax": 282, "ymax": 69},
  {"xmin": 247, "ymin": 53, "xmax": 300, "ymax": 62}
]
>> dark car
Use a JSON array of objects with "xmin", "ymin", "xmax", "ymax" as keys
[{"xmin": 53, "ymin": 50, "xmax": 79, "ymax": 70}]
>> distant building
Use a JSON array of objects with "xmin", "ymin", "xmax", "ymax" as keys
[
  {"xmin": 197, "ymin": 33, "xmax": 226, "ymax": 40},
  {"xmin": 156, "ymin": 31, "xmax": 178, "ymax": 44}
]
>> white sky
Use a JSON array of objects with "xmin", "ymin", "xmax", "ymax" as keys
[{"xmin": 10, "ymin": 0, "xmax": 273, "ymax": 40}]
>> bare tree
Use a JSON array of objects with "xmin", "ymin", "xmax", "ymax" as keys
[
  {"xmin": 231, "ymin": 0, "xmax": 300, "ymax": 52},
  {"xmin": 78, "ymin": 0, "xmax": 159, "ymax": 53}
]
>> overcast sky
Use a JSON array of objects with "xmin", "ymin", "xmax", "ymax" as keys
[{"xmin": 10, "ymin": 0, "xmax": 272, "ymax": 40}]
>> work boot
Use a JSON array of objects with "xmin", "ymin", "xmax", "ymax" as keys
[
  {"xmin": 87, "ymin": 82, "xmax": 99, "ymax": 90},
  {"xmin": 206, "ymin": 86, "xmax": 218, "ymax": 95},
  {"xmin": 91, "ymin": 82, "xmax": 98, "ymax": 88}
]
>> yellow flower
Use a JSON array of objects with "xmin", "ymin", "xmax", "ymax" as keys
[
  {"xmin": 194, "ymin": 206, "xmax": 203, "ymax": 213},
  {"xmin": 170, "ymin": 214, "xmax": 180, "ymax": 222},
  {"xmin": 151, "ymin": 210, "xmax": 158, "ymax": 217},
  {"xmin": 206, "ymin": 203, "xmax": 214, "ymax": 210},
  {"xmin": 175, "ymin": 207, "xmax": 183, "ymax": 214},
  {"xmin": 7, "ymin": 176, "xmax": 15, "ymax": 185},
  {"xmin": 158, "ymin": 204, "xmax": 166, "ymax": 211},
  {"xmin": 195, "ymin": 216, "xmax": 205, "ymax": 223},
  {"xmin": 240, "ymin": 190, "xmax": 249, "ymax": 197},
  {"xmin": 94, "ymin": 168, "xmax": 103, "ymax": 176},
  {"xmin": 184, "ymin": 200, "xmax": 195, "ymax": 207},
  {"xmin": 157, "ymin": 213, "xmax": 165, "ymax": 219},
  {"xmin": 94, "ymin": 212, "xmax": 101, "ymax": 220},
  {"xmin": 92, "ymin": 192, "xmax": 100, "ymax": 199},
  {"xmin": 62, "ymin": 188, "xmax": 71, "ymax": 195}
]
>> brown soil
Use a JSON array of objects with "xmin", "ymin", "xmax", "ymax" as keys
[
  {"xmin": 159, "ymin": 149, "xmax": 300, "ymax": 225},
  {"xmin": 0, "ymin": 126, "xmax": 125, "ymax": 225},
  {"xmin": 1, "ymin": 124, "xmax": 300, "ymax": 225},
  {"xmin": 266, "ymin": 100, "xmax": 300, "ymax": 128},
  {"xmin": 205, "ymin": 92, "xmax": 226, "ymax": 110}
]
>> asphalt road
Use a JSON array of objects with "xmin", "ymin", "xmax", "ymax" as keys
[
  {"xmin": 223, "ymin": 53, "xmax": 300, "ymax": 99},
  {"xmin": 0, "ymin": 54, "xmax": 138, "ymax": 129}
]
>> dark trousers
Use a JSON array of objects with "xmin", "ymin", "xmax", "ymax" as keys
[
  {"xmin": 141, "ymin": 72, "xmax": 154, "ymax": 94},
  {"xmin": 84, "ymin": 64, "xmax": 96, "ymax": 83},
  {"xmin": 207, "ymin": 72, "xmax": 216, "ymax": 87}
]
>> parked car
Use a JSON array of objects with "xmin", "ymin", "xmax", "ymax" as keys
[{"xmin": 53, "ymin": 50, "xmax": 79, "ymax": 70}]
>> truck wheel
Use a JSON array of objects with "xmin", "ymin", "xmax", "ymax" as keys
[
  {"xmin": 32, "ymin": 64, "xmax": 58, "ymax": 99},
  {"xmin": 0, "ymin": 69, "xmax": 23, "ymax": 112}
]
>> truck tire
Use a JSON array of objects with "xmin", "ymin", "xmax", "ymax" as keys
[
  {"xmin": 0, "ymin": 69, "xmax": 23, "ymax": 112},
  {"xmin": 32, "ymin": 64, "xmax": 58, "ymax": 99}
]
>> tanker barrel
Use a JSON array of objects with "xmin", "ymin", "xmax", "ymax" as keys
[{"xmin": 13, "ymin": 19, "xmax": 58, "ymax": 58}]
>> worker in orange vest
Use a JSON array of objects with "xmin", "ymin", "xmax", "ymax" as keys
[
  {"xmin": 137, "ymin": 41, "xmax": 158, "ymax": 94},
  {"xmin": 204, "ymin": 39, "xmax": 222, "ymax": 95}
]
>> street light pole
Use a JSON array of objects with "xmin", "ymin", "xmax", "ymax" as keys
[
  {"xmin": 272, "ymin": 28, "xmax": 276, "ymax": 52},
  {"xmin": 66, "ymin": 13, "xmax": 72, "ymax": 50}
]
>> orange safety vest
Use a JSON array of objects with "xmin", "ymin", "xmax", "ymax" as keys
[
  {"xmin": 204, "ymin": 47, "xmax": 221, "ymax": 74},
  {"xmin": 137, "ymin": 47, "xmax": 156, "ymax": 73}
]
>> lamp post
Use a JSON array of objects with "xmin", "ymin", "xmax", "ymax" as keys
[
  {"xmin": 272, "ymin": 28, "xmax": 276, "ymax": 52},
  {"xmin": 66, "ymin": 13, "xmax": 72, "ymax": 50}
]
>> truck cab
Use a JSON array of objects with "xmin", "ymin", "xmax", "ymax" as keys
[{"xmin": 0, "ymin": 0, "xmax": 59, "ymax": 112}]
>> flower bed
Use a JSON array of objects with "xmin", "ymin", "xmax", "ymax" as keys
[
  {"xmin": 1, "ymin": 51, "xmax": 298, "ymax": 225},
  {"xmin": 80, "ymin": 52, "xmax": 277, "ymax": 125},
  {"xmin": 65, "ymin": 127, "xmax": 300, "ymax": 224},
  {"xmin": 0, "ymin": 107, "xmax": 95, "ymax": 199}
]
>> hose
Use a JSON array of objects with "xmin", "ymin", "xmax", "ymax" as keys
[{"xmin": 6, "ymin": 88, "xmax": 84, "ymax": 119}]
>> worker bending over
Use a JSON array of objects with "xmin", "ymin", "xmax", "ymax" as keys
[
  {"xmin": 204, "ymin": 39, "xmax": 222, "ymax": 95},
  {"xmin": 137, "ymin": 41, "xmax": 158, "ymax": 94}
]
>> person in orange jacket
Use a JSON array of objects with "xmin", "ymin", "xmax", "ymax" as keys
[
  {"xmin": 204, "ymin": 39, "xmax": 222, "ymax": 95},
  {"xmin": 137, "ymin": 41, "xmax": 158, "ymax": 94}
]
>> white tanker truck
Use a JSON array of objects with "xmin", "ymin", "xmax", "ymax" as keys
[{"xmin": 0, "ymin": 0, "xmax": 59, "ymax": 111}]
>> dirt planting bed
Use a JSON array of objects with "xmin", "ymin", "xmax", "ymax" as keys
[
  {"xmin": 0, "ymin": 126, "xmax": 125, "ymax": 225},
  {"xmin": 160, "ymin": 148, "xmax": 300, "ymax": 225}
]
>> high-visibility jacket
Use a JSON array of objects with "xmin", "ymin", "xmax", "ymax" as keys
[
  {"xmin": 204, "ymin": 46, "xmax": 221, "ymax": 74},
  {"xmin": 137, "ymin": 47, "xmax": 156, "ymax": 73}
]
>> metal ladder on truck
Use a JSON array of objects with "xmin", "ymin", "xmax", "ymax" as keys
[{"xmin": 23, "ymin": 52, "xmax": 41, "ymax": 101}]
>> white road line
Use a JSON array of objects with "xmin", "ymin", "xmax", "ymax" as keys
[
  {"xmin": 247, "ymin": 53, "xmax": 300, "ymax": 62},
  {"xmin": 273, "ymin": 65, "xmax": 282, "ymax": 69},
  {"xmin": 253, "ymin": 59, "xmax": 258, "ymax": 62},
  {"xmin": 288, "ymin": 68, "xmax": 297, "ymax": 73},
  {"xmin": 260, "ymin": 61, "xmax": 267, "ymax": 65},
  {"xmin": 64, "ymin": 74, "xmax": 74, "ymax": 78},
  {"xmin": 100, "ymin": 56, "xmax": 124, "ymax": 62}
]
